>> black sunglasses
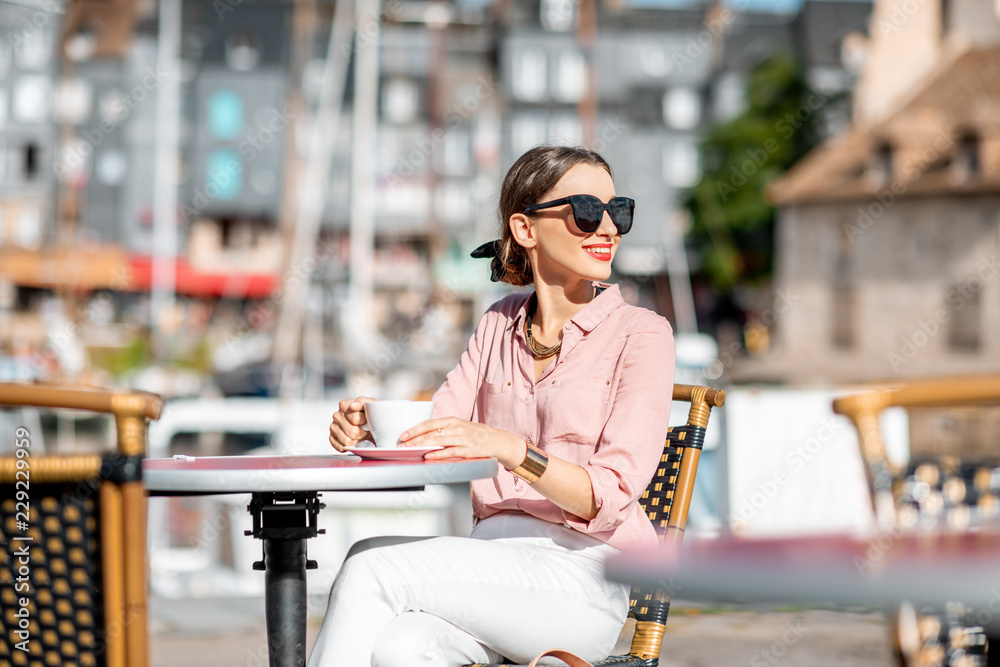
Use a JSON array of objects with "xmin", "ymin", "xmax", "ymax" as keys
[{"xmin": 523, "ymin": 195, "xmax": 635, "ymax": 235}]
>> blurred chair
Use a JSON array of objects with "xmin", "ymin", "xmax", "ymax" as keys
[
  {"xmin": 834, "ymin": 375, "xmax": 1000, "ymax": 667},
  {"xmin": 468, "ymin": 383, "xmax": 725, "ymax": 667},
  {"xmin": 0, "ymin": 383, "xmax": 162, "ymax": 667}
]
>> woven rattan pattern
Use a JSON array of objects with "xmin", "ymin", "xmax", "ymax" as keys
[
  {"xmin": 891, "ymin": 457, "xmax": 997, "ymax": 667},
  {"xmin": 628, "ymin": 427, "xmax": 689, "ymax": 619},
  {"xmin": 0, "ymin": 483, "xmax": 104, "ymax": 667}
]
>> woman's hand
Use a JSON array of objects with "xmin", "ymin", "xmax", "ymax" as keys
[
  {"xmin": 328, "ymin": 397, "xmax": 377, "ymax": 452},
  {"xmin": 399, "ymin": 417, "xmax": 526, "ymax": 468}
]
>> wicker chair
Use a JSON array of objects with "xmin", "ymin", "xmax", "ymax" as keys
[
  {"xmin": 834, "ymin": 375, "xmax": 1000, "ymax": 667},
  {"xmin": 0, "ymin": 383, "xmax": 163, "ymax": 667},
  {"xmin": 468, "ymin": 383, "xmax": 725, "ymax": 667}
]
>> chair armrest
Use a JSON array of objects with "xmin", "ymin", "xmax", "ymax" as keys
[
  {"xmin": 673, "ymin": 384, "xmax": 726, "ymax": 409},
  {"xmin": 0, "ymin": 382, "xmax": 163, "ymax": 420}
]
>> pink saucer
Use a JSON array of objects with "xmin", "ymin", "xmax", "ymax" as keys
[{"xmin": 350, "ymin": 446, "xmax": 444, "ymax": 461}]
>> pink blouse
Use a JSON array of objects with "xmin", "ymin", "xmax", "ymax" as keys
[{"xmin": 431, "ymin": 283, "xmax": 676, "ymax": 550}]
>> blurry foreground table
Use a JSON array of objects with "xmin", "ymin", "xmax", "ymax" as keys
[
  {"xmin": 145, "ymin": 454, "xmax": 498, "ymax": 667},
  {"xmin": 606, "ymin": 533, "xmax": 1000, "ymax": 631}
]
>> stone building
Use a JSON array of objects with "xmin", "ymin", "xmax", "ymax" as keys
[{"xmin": 749, "ymin": 0, "xmax": 1000, "ymax": 385}]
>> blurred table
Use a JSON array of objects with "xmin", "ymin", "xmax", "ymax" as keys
[
  {"xmin": 145, "ymin": 454, "xmax": 498, "ymax": 667},
  {"xmin": 605, "ymin": 532, "xmax": 1000, "ymax": 622}
]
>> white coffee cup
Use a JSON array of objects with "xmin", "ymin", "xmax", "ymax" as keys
[{"xmin": 363, "ymin": 400, "xmax": 434, "ymax": 448}]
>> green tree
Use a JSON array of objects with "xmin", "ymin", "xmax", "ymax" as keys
[{"xmin": 685, "ymin": 50, "xmax": 826, "ymax": 290}]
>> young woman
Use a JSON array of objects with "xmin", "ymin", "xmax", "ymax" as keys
[{"xmin": 312, "ymin": 145, "xmax": 676, "ymax": 666}]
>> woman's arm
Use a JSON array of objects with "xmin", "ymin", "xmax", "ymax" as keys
[
  {"xmin": 403, "ymin": 321, "xmax": 675, "ymax": 525},
  {"xmin": 402, "ymin": 420, "xmax": 600, "ymax": 519}
]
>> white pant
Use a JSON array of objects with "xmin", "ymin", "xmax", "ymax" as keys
[{"xmin": 307, "ymin": 513, "xmax": 630, "ymax": 667}]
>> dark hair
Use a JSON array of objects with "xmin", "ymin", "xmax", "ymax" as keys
[{"xmin": 495, "ymin": 145, "xmax": 613, "ymax": 286}]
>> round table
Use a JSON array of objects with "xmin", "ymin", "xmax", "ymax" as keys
[
  {"xmin": 144, "ymin": 454, "xmax": 498, "ymax": 667},
  {"xmin": 605, "ymin": 532, "xmax": 1000, "ymax": 628},
  {"xmin": 144, "ymin": 453, "xmax": 498, "ymax": 494}
]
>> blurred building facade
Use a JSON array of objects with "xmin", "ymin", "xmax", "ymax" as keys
[
  {"xmin": 496, "ymin": 0, "xmax": 871, "ymax": 281},
  {"xmin": 761, "ymin": 0, "xmax": 1000, "ymax": 384},
  {"xmin": 0, "ymin": 0, "xmax": 873, "ymax": 393}
]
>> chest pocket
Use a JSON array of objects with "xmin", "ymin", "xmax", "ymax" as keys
[
  {"xmin": 540, "ymin": 378, "xmax": 613, "ymax": 445},
  {"xmin": 479, "ymin": 378, "xmax": 513, "ymax": 430}
]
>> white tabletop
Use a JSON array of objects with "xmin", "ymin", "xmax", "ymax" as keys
[{"xmin": 144, "ymin": 454, "xmax": 499, "ymax": 494}]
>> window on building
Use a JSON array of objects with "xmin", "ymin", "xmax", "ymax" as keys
[
  {"xmin": 549, "ymin": 114, "xmax": 582, "ymax": 147},
  {"xmin": 435, "ymin": 180, "xmax": 473, "ymax": 225},
  {"xmin": 96, "ymin": 149, "xmax": 127, "ymax": 187},
  {"xmin": 511, "ymin": 113, "xmax": 547, "ymax": 157},
  {"xmin": 14, "ymin": 27, "xmax": 49, "ymax": 70},
  {"xmin": 869, "ymin": 142, "xmax": 893, "ymax": 186},
  {"xmin": 208, "ymin": 90, "xmax": 244, "ymax": 141},
  {"xmin": 13, "ymin": 76, "xmax": 49, "ymax": 123},
  {"xmin": 540, "ymin": 0, "xmax": 576, "ymax": 32},
  {"xmin": 712, "ymin": 72, "xmax": 745, "ymax": 121},
  {"xmin": 953, "ymin": 133, "xmax": 980, "ymax": 182},
  {"xmin": 639, "ymin": 45, "xmax": 670, "ymax": 78},
  {"xmin": 443, "ymin": 129, "xmax": 471, "ymax": 175},
  {"xmin": 831, "ymin": 285, "xmax": 856, "ymax": 350},
  {"xmin": 17, "ymin": 203, "xmax": 42, "ymax": 249},
  {"xmin": 382, "ymin": 78, "xmax": 419, "ymax": 124},
  {"xmin": 225, "ymin": 31, "xmax": 261, "ymax": 71},
  {"xmin": 663, "ymin": 87, "xmax": 701, "ymax": 130},
  {"xmin": 56, "ymin": 78, "xmax": 92, "ymax": 125},
  {"xmin": 512, "ymin": 49, "xmax": 547, "ymax": 102},
  {"xmin": 207, "ymin": 149, "xmax": 243, "ymax": 200},
  {"xmin": 940, "ymin": 0, "xmax": 951, "ymax": 38},
  {"xmin": 23, "ymin": 143, "xmax": 39, "ymax": 180},
  {"xmin": 662, "ymin": 140, "xmax": 699, "ymax": 188},
  {"xmin": 0, "ymin": 43, "xmax": 10, "ymax": 78},
  {"xmin": 949, "ymin": 285, "xmax": 981, "ymax": 352},
  {"xmin": 553, "ymin": 50, "xmax": 586, "ymax": 103}
]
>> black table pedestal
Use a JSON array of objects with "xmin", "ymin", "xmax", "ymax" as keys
[{"xmin": 246, "ymin": 492, "xmax": 325, "ymax": 667}]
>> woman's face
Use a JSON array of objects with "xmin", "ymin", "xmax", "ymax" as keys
[{"xmin": 520, "ymin": 162, "xmax": 621, "ymax": 286}]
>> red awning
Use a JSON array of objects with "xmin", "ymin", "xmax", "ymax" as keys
[{"xmin": 128, "ymin": 256, "xmax": 279, "ymax": 299}]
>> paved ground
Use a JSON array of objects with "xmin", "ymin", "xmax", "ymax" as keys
[{"xmin": 150, "ymin": 596, "xmax": 896, "ymax": 666}]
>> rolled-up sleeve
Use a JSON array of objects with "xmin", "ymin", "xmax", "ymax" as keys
[{"xmin": 561, "ymin": 322, "xmax": 675, "ymax": 535}]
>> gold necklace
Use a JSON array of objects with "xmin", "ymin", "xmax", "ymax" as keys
[
  {"xmin": 526, "ymin": 308, "xmax": 561, "ymax": 359},
  {"xmin": 526, "ymin": 287, "xmax": 601, "ymax": 358}
]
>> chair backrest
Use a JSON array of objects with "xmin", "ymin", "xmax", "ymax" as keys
[
  {"xmin": 0, "ymin": 383, "xmax": 162, "ymax": 667},
  {"xmin": 625, "ymin": 384, "xmax": 725, "ymax": 665},
  {"xmin": 832, "ymin": 375, "xmax": 1000, "ymax": 531},
  {"xmin": 833, "ymin": 377, "xmax": 1000, "ymax": 667}
]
